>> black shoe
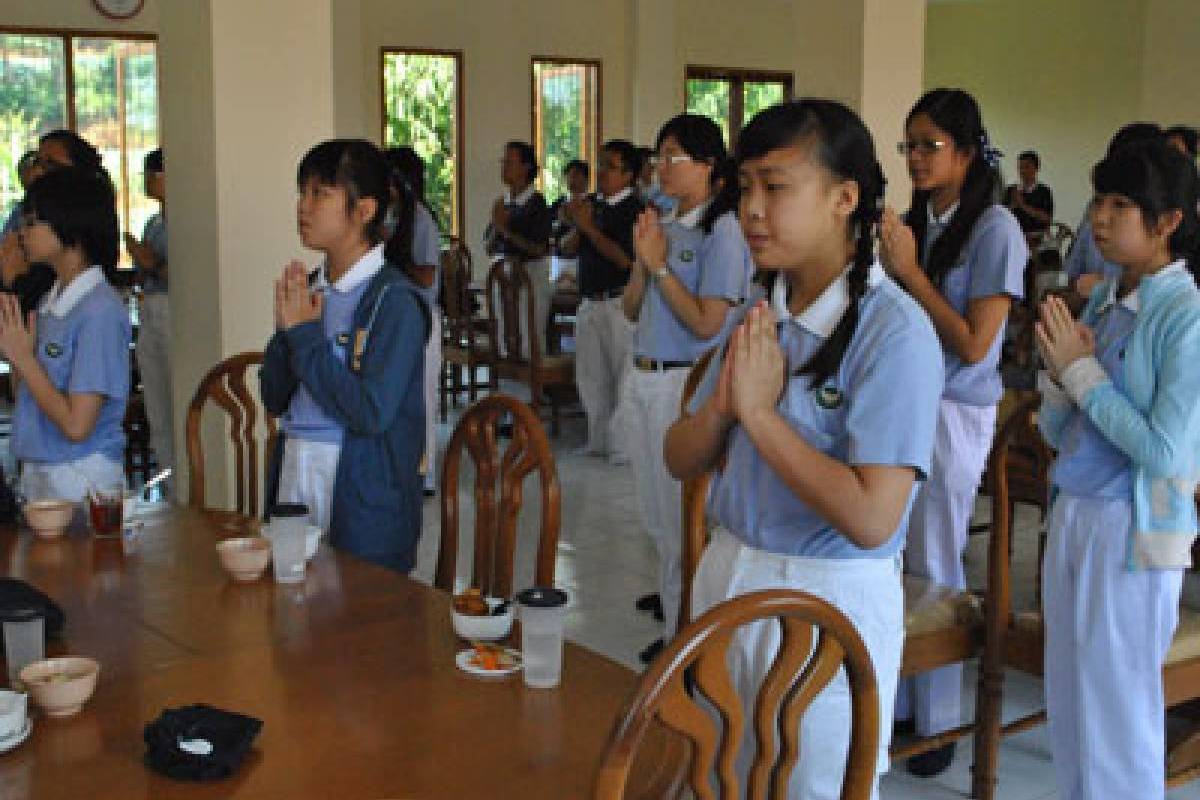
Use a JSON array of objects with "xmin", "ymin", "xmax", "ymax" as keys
[
  {"xmin": 635, "ymin": 592, "xmax": 662, "ymax": 614},
  {"xmin": 638, "ymin": 638, "xmax": 665, "ymax": 665},
  {"xmin": 906, "ymin": 742, "xmax": 955, "ymax": 777}
]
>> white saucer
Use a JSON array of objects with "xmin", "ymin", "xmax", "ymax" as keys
[
  {"xmin": 455, "ymin": 647, "xmax": 522, "ymax": 678},
  {"xmin": 0, "ymin": 718, "xmax": 32, "ymax": 754}
]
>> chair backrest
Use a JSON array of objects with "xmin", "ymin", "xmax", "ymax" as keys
[
  {"xmin": 435, "ymin": 393, "xmax": 560, "ymax": 598},
  {"xmin": 186, "ymin": 351, "xmax": 276, "ymax": 518},
  {"xmin": 485, "ymin": 258, "xmax": 544, "ymax": 365},
  {"xmin": 441, "ymin": 237, "xmax": 474, "ymax": 325},
  {"xmin": 595, "ymin": 589, "xmax": 880, "ymax": 800},
  {"xmin": 679, "ymin": 348, "xmax": 718, "ymax": 631}
]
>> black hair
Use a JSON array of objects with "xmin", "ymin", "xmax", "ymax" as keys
[
  {"xmin": 16, "ymin": 151, "xmax": 37, "ymax": 174},
  {"xmin": 1018, "ymin": 150, "xmax": 1040, "ymax": 169},
  {"xmin": 563, "ymin": 159, "xmax": 589, "ymax": 181},
  {"xmin": 296, "ymin": 139, "xmax": 392, "ymax": 245},
  {"xmin": 24, "ymin": 166, "xmax": 120, "ymax": 270},
  {"xmin": 505, "ymin": 140, "xmax": 538, "ymax": 184},
  {"xmin": 385, "ymin": 145, "xmax": 427, "ymax": 206},
  {"xmin": 1092, "ymin": 140, "xmax": 1200, "ymax": 282},
  {"xmin": 636, "ymin": 146, "xmax": 655, "ymax": 176},
  {"xmin": 1107, "ymin": 122, "xmax": 1163, "ymax": 156},
  {"xmin": 655, "ymin": 113, "xmax": 737, "ymax": 234},
  {"xmin": 382, "ymin": 146, "xmax": 431, "ymax": 270},
  {"xmin": 144, "ymin": 148, "xmax": 163, "ymax": 173},
  {"xmin": 603, "ymin": 139, "xmax": 640, "ymax": 178},
  {"xmin": 903, "ymin": 88, "xmax": 996, "ymax": 288},
  {"xmin": 39, "ymin": 129, "xmax": 104, "ymax": 174},
  {"xmin": 736, "ymin": 99, "xmax": 886, "ymax": 387},
  {"xmin": 1167, "ymin": 125, "xmax": 1199, "ymax": 158}
]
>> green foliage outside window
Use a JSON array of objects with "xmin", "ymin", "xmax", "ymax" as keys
[
  {"xmin": 743, "ymin": 81, "xmax": 786, "ymax": 126},
  {"xmin": 0, "ymin": 35, "xmax": 67, "ymax": 221},
  {"xmin": 535, "ymin": 63, "xmax": 590, "ymax": 203},
  {"xmin": 685, "ymin": 79, "xmax": 730, "ymax": 145}
]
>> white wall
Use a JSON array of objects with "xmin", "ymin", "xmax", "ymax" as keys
[{"xmin": 0, "ymin": 0, "xmax": 159, "ymax": 31}]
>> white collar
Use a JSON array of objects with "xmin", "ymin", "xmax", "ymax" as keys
[
  {"xmin": 314, "ymin": 244, "xmax": 385, "ymax": 293},
  {"xmin": 503, "ymin": 184, "xmax": 536, "ymax": 206},
  {"xmin": 926, "ymin": 200, "xmax": 959, "ymax": 226},
  {"xmin": 40, "ymin": 267, "xmax": 105, "ymax": 318},
  {"xmin": 772, "ymin": 261, "xmax": 886, "ymax": 338},
  {"xmin": 602, "ymin": 186, "xmax": 633, "ymax": 206},
  {"xmin": 662, "ymin": 199, "xmax": 710, "ymax": 229},
  {"xmin": 1098, "ymin": 260, "xmax": 1188, "ymax": 313}
]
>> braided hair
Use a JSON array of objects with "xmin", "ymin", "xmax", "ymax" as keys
[
  {"xmin": 903, "ymin": 89, "xmax": 995, "ymax": 289},
  {"xmin": 735, "ymin": 99, "xmax": 887, "ymax": 387}
]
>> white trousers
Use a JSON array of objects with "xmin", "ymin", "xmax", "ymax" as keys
[
  {"xmin": 692, "ymin": 528, "xmax": 903, "ymax": 800},
  {"xmin": 21, "ymin": 453, "xmax": 124, "ymax": 504},
  {"xmin": 423, "ymin": 311, "xmax": 442, "ymax": 491},
  {"xmin": 491, "ymin": 257, "xmax": 552, "ymax": 361},
  {"xmin": 135, "ymin": 294, "xmax": 174, "ymax": 473},
  {"xmin": 618, "ymin": 365, "xmax": 689, "ymax": 638},
  {"xmin": 896, "ymin": 397, "xmax": 996, "ymax": 736},
  {"xmin": 575, "ymin": 297, "xmax": 633, "ymax": 456},
  {"xmin": 277, "ymin": 438, "xmax": 341, "ymax": 533},
  {"xmin": 1044, "ymin": 495, "xmax": 1183, "ymax": 800}
]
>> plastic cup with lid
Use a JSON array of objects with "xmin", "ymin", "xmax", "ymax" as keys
[{"xmin": 516, "ymin": 587, "xmax": 568, "ymax": 689}]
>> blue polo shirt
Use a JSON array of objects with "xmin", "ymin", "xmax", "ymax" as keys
[
  {"xmin": 924, "ymin": 203, "xmax": 1027, "ymax": 406},
  {"xmin": 633, "ymin": 205, "xmax": 753, "ymax": 362},
  {"xmin": 12, "ymin": 267, "xmax": 130, "ymax": 464},
  {"xmin": 706, "ymin": 263, "xmax": 943, "ymax": 559}
]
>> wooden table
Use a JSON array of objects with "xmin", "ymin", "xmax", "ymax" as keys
[{"xmin": 0, "ymin": 507, "xmax": 680, "ymax": 799}]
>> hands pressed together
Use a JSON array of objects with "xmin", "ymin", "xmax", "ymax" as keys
[
  {"xmin": 274, "ymin": 260, "xmax": 323, "ymax": 330},
  {"xmin": 1035, "ymin": 294, "xmax": 1095, "ymax": 382},
  {"xmin": 632, "ymin": 207, "xmax": 668, "ymax": 273},
  {"xmin": 712, "ymin": 300, "xmax": 786, "ymax": 427},
  {"xmin": 878, "ymin": 207, "xmax": 920, "ymax": 287},
  {"xmin": 0, "ymin": 293, "xmax": 36, "ymax": 365}
]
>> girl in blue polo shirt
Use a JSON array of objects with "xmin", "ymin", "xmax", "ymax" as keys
[
  {"xmin": 666, "ymin": 100, "xmax": 942, "ymax": 799},
  {"xmin": 261, "ymin": 139, "xmax": 427, "ymax": 573},
  {"xmin": 0, "ymin": 166, "xmax": 129, "ymax": 503},
  {"xmin": 620, "ymin": 113, "xmax": 754, "ymax": 663},
  {"xmin": 878, "ymin": 89, "xmax": 1028, "ymax": 775},
  {"xmin": 1036, "ymin": 141, "xmax": 1200, "ymax": 800}
]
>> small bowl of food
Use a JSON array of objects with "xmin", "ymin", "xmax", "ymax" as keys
[
  {"xmin": 215, "ymin": 537, "xmax": 271, "ymax": 582},
  {"xmin": 20, "ymin": 656, "xmax": 99, "ymax": 718},
  {"xmin": 24, "ymin": 499, "xmax": 75, "ymax": 539},
  {"xmin": 451, "ymin": 588, "xmax": 514, "ymax": 641}
]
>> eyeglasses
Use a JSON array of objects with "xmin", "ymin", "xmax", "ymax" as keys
[
  {"xmin": 648, "ymin": 153, "xmax": 693, "ymax": 167},
  {"xmin": 897, "ymin": 139, "xmax": 948, "ymax": 156}
]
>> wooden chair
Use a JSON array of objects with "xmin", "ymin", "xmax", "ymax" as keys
[
  {"xmin": 678, "ymin": 348, "xmax": 718, "ymax": 633},
  {"xmin": 434, "ymin": 393, "xmax": 560, "ymax": 599},
  {"xmin": 486, "ymin": 258, "xmax": 575, "ymax": 436},
  {"xmin": 595, "ymin": 589, "xmax": 880, "ymax": 800},
  {"xmin": 185, "ymin": 351, "xmax": 277, "ymax": 522},
  {"xmin": 440, "ymin": 239, "xmax": 498, "ymax": 422},
  {"xmin": 971, "ymin": 397, "xmax": 1200, "ymax": 797}
]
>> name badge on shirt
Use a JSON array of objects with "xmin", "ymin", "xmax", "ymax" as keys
[
  {"xmin": 335, "ymin": 331, "xmax": 352, "ymax": 347},
  {"xmin": 44, "ymin": 343, "xmax": 63, "ymax": 358},
  {"xmin": 815, "ymin": 384, "xmax": 844, "ymax": 410},
  {"xmin": 351, "ymin": 329, "xmax": 368, "ymax": 372}
]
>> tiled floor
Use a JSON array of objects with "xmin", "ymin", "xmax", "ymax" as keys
[{"xmin": 411, "ymin": 386, "xmax": 1200, "ymax": 800}]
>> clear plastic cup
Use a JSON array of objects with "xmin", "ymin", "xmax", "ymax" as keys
[
  {"xmin": 1, "ymin": 608, "xmax": 44, "ymax": 687},
  {"xmin": 517, "ymin": 587, "xmax": 568, "ymax": 689},
  {"xmin": 266, "ymin": 504, "xmax": 309, "ymax": 585}
]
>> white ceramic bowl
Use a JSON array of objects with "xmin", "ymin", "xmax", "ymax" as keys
[
  {"xmin": 20, "ymin": 657, "xmax": 99, "ymax": 718},
  {"xmin": 215, "ymin": 537, "xmax": 271, "ymax": 582},
  {"xmin": 451, "ymin": 597, "xmax": 514, "ymax": 641},
  {"xmin": 23, "ymin": 499, "xmax": 75, "ymax": 539}
]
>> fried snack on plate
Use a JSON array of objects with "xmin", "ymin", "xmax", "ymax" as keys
[{"xmin": 453, "ymin": 587, "xmax": 490, "ymax": 616}]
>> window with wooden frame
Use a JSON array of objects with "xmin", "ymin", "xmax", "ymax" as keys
[
  {"xmin": 0, "ymin": 27, "xmax": 159, "ymax": 268},
  {"xmin": 381, "ymin": 48, "xmax": 463, "ymax": 238},
  {"xmin": 531, "ymin": 58, "xmax": 600, "ymax": 204},
  {"xmin": 684, "ymin": 65, "xmax": 793, "ymax": 146}
]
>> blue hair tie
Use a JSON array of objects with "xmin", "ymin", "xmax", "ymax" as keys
[{"xmin": 980, "ymin": 130, "xmax": 1004, "ymax": 169}]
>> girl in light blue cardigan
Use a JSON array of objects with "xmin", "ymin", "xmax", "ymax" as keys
[{"xmin": 1036, "ymin": 140, "xmax": 1200, "ymax": 800}]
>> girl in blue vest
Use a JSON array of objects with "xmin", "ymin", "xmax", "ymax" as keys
[
  {"xmin": 621, "ymin": 113, "xmax": 754, "ymax": 663},
  {"xmin": 879, "ymin": 89, "xmax": 1028, "ymax": 775},
  {"xmin": 0, "ymin": 166, "xmax": 130, "ymax": 504},
  {"xmin": 666, "ymin": 99, "xmax": 942, "ymax": 799},
  {"xmin": 1037, "ymin": 140, "xmax": 1200, "ymax": 800},
  {"xmin": 262, "ymin": 139, "xmax": 427, "ymax": 573}
]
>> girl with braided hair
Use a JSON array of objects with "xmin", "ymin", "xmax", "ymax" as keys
[
  {"xmin": 880, "ymin": 88, "xmax": 1028, "ymax": 776},
  {"xmin": 665, "ymin": 99, "xmax": 942, "ymax": 798}
]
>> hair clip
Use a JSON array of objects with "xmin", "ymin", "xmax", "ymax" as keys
[{"xmin": 980, "ymin": 129, "xmax": 1004, "ymax": 169}]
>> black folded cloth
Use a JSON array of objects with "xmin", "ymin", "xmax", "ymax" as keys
[{"xmin": 144, "ymin": 704, "xmax": 263, "ymax": 781}]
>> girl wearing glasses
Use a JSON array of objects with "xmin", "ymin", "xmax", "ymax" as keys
[
  {"xmin": 879, "ymin": 88, "xmax": 1028, "ymax": 777},
  {"xmin": 620, "ymin": 113, "xmax": 754, "ymax": 664},
  {"xmin": 0, "ymin": 167, "xmax": 130, "ymax": 503}
]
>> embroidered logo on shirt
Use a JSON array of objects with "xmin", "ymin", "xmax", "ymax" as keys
[
  {"xmin": 335, "ymin": 332, "xmax": 352, "ymax": 347},
  {"xmin": 814, "ymin": 384, "xmax": 844, "ymax": 409},
  {"xmin": 44, "ymin": 343, "xmax": 63, "ymax": 358},
  {"xmin": 679, "ymin": 250, "xmax": 695, "ymax": 263}
]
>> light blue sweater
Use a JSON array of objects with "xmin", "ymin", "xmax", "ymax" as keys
[{"xmin": 1040, "ymin": 261, "xmax": 1200, "ymax": 570}]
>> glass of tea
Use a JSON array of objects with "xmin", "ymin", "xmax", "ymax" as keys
[{"xmin": 87, "ymin": 480, "xmax": 125, "ymax": 538}]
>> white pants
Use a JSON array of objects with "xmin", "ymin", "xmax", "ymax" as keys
[
  {"xmin": 1043, "ymin": 495, "xmax": 1183, "ymax": 800},
  {"xmin": 21, "ymin": 453, "xmax": 124, "ymax": 504},
  {"xmin": 277, "ymin": 438, "xmax": 341, "ymax": 533},
  {"xmin": 491, "ymin": 257, "xmax": 552, "ymax": 361},
  {"xmin": 135, "ymin": 294, "xmax": 174, "ymax": 473},
  {"xmin": 575, "ymin": 297, "xmax": 633, "ymax": 456},
  {"xmin": 692, "ymin": 528, "xmax": 903, "ymax": 800},
  {"xmin": 896, "ymin": 397, "xmax": 996, "ymax": 736},
  {"xmin": 423, "ymin": 311, "xmax": 442, "ymax": 491},
  {"xmin": 618, "ymin": 365, "xmax": 689, "ymax": 638}
]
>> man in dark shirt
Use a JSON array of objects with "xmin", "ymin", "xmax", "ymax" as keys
[
  {"xmin": 565, "ymin": 139, "xmax": 644, "ymax": 462},
  {"xmin": 550, "ymin": 159, "xmax": 589, "ymax": 256},
  {"xmin": 1004, "ymin": 150, "xmax": 1054, "ymax": 235}
]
